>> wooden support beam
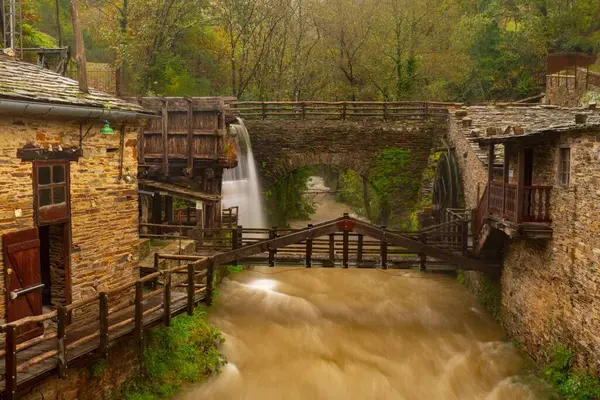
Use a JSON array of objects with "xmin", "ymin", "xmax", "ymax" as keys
[
  {"xmin": 306, "ymin": 224, "xmax": 313, "ymax": 268},
  {"xmin": 135, "ymin": 281, "xmax": 144, "ymax": 353},
  {"xmin": 57, "ymin": 306, "xmax": 68, "ymax": 378},
  {"xmin": 5, "ymin": 325, "xmax": 17, "ymax": 400},
  {"xmin": 357, "ymin": 234, "xmax": 363, "ymax": 265},
  {"xmin": 205, "ymin": 259, "xmax": 215, "ymax": 306},
  {"xmin": 380, "ymin": 226, "xmax": 388, "ymax": 270},
  {"xmin": 163, "ymin": 272, "xmax": 171, "ymax": 327},
  {"xmin": 187, "ymin": 263, "xmax": 195, "ymax": 316},
  {"xmin": 503, "ymin": 143, "xmax": 510, "ymax": 215},
  {"xmin": 165, "ymin": 196, "xmax": 173, "ymax": 223},
  {"xmin": 419, "ymin": 233, "xmax": 427, "ymax": 272},
  {"xmin": 151, "ymin": 193, "xmax": 162, "ymax": 234},
  {"xmin": 161, "ymin": 99, "xmax": 169, "ymax": 176},
  {"xmin": 268, "ymin": 227, "xmax": 276, "ymax": 267},
  {"xmin": 329, "ymin": 234, "xmax": 335, "ymax": 264},
  {"xmin": 99, "ymin": 292, "xmax": 109, "ymax": 359},
  {"xmin": 487, "ymin": 144, "xmax": 495, "ymax": 212},
  {"xmin": 516, "ymin": 146, "xmax": 526, "ymax": 223}
]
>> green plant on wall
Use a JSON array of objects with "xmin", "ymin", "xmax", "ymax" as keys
[{"xmin": 543, "ymin": 345, "xmax": 600, "ymax": 400}]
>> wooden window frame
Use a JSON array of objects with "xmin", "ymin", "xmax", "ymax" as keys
[
  {"xmin": 33, "ymin": 161, "xmax": 71, "ymax": 226},
  {"xmin": 557, "ymin": 146, "xmax": 571, "ymax": 187}
]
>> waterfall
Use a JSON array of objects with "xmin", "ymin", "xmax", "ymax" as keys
[{"xmin": 222, "ymin": 118, "xmax": 267, "ymax": 228}]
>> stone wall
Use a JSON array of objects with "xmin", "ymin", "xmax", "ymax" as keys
[
  {"xmin": 546, "ymin": 68, "xmax": 600, "ymax": 107},
  {"xmin": 447, "ymin": 104, "xmax": 600, "ymax": 370},
  {"xmin": 246, "ymin": 119, "xmax": 446, "ymax": 183},
  {"xmin": 0, "ymin": 116, "xmax": 142, "ymax": 320},
  {"xmin": 502, "ymin": 131, "xmax": 600, "ymax": 369},
  {"xmin": 20, "ymin": 335, "xmax": 140, "ymax": 399}
]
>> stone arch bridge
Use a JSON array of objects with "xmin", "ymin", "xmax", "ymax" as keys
[{"xmin": 235, "ymin": 102, "xmax": 450, "ymax": 185}]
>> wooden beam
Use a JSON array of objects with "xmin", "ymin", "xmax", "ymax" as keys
[
  {"xmin": 163, "ymin": 272, "xmax": 171, "ymax": 326},
  {"xmin": 99, "ymin": 292, "xmax": 108, "ymax": 359},
  {"xmin": 306, "ymin": 224, "xmax": 313, "ymax": 268},
  {"xmin": 487, "ymin": 144, "xmax": 495, "ymax": 213},
  {"xmin": 5, "ymin": 325, "xmax": 17, "ymax": 400},
  {"xmin": 516, "ymin": 146, "xmax": 526, "ymax": 223},
  {"xmin": 57, "ymin": 306, "xmax": 68, "ymax": 378},
  {"xmin": 135, "ymin": 281, "xmax": 144, "ymax": 353}
]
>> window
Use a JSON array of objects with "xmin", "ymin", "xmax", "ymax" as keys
[
  {"xmin": 558, "ymin": 148, "xmax": 571, "ymax": 186},
  {"xmin": 36, "ymin": 163, "xmax": 67, "ymax": 207}
]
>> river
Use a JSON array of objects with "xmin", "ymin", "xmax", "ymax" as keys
[{"xmin": 176, "ymin": 177, "xmax": 554, "ymax": 400}]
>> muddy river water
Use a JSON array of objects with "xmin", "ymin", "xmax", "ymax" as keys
[{"xmin": 176, "ymin": 177, "xmax": 554, "ymax": 400}]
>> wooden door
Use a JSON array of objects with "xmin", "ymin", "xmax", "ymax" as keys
[{"xmin": 3, "ymin": 228, "xmax": 45, "ymax": 342}]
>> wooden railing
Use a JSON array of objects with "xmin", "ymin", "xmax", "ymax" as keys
[
  {"xmin": 232, "ymin": 101, "xmax": 454, "ymax": 121},
  {"xmin": 488, "ymin": 182, "xmax": 552, "ymax": 223},
  {"xmin": 0, "ymin": 257, "xmax": 215, "ymax": 399}
]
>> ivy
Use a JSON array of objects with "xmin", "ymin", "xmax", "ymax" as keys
[{"xmin": 543, "ymin": 345, "xmax": 600, "ymax": 400}]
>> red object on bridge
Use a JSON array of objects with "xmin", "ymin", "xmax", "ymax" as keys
[{"xmin": 337, "ymin": 220, "xmax": 355, "ymax": 232}]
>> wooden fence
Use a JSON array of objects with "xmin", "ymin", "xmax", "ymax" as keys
[
  {"xmin": 231, "ymin": 101, "xmax": 454, "ymax": 121},
  {"xmin": 0, "ymin": 257, "xmax": 216, "ymax": 399}
]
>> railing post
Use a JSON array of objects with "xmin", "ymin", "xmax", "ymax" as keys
[
  {"xmin": 357, "ymin": 234, "xmax": 363, "ymax": 266},
  {"xmin": 5, "ymin": 325, "xmax": 17, "ymax": 399},
  {"xmin": 187, "ymin": 263, "xmax": 195, "ymax": 315},
  {"xmin": 462, "ymin": 220, "xmax": 469, "ymax": 256},
  {"xmin": 268, "ymin": 227, "xmax": 277, "ymax": 267},
  {"xmin": 419, "ymin": 233, "xmax": 427, "ymax": 272},
  {"xmin": 205, "ymin": 259, "xmax": 215, "ymax": 306},
  {"xmin": 380, "ymin": 226, "xmax": 388, "ymax": 270},
  {"xmin": 135, "ymin": 281, "xmax": 144, "ymax": 353},
  {"xmin": 154, "ymin": 252, "xmax": 159, "ymax": 271},
  {"xmin": 383, "ymin": 102, "xmax": 388, "ymax": 121},
  {"xmin": 328, "ymin": 234, "xmax": 335, "ymax": 265},
  {"xmin": 306, "ymin": 224, "xmax": 313, "ymax": 268},
  {"xmin": 545, "ymin": 189, "xmax": 551, "ymax": 221},
  {"xmin": 261, "ymin": 102, "xmax": 266, "ymax": 120},
  {"xmin": 232, "ymin": 225, "xmax": 241, "ymax": 266},
  {"xmin": 57, "ymin": 306, "xmax": 68, "ymax": 378},
  {"xmin": 99, "ymin": 292, "xmax": 109, "ymax": 359},
  {"xmin": 163, "ymin": 272, "xmax": 171, "ymax": 327},
  {"xmin": 424, "ymin": 101, "xmax": 429, "ymax": 119},
  {"xmin": 301, "ymin": 102, "xmax": 306, "ymax": 120},
  {"xmin": 343, "ymin": 226, "xmax": 349, "ymax": 269},
  {"xmin": 342, "ymin": 102, "xmax": 347, "ymax": 120}
]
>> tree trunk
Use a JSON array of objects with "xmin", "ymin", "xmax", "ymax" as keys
[
  {"xmin": 70, "ymin": 0, "xmax": 88, "ymax": 93},
  {"xmin": 362, "ymin": 176, "xmax": 374, "ymax": 222}
]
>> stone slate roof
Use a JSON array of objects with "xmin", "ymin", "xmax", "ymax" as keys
[
  {"xmin": 0, "ymin": 54, "xmax": 145, "ymax": 112},
  {"xmin": 478, "ymin": 123, "xmax": 600, "ymax": 144}
]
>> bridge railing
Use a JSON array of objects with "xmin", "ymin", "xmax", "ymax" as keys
[{"xmin": 232, "ymin": 101, "xmax": 454, "ymax": 121}]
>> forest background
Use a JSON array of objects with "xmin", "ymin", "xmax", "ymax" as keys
[{"xmin": 20, "ymin": 0, "xmax": 600, "ymax": 103}]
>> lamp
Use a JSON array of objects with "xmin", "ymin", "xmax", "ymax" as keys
[{"xmin": 100, "ymin": 121, "xmax": 114, "ymax": 135}]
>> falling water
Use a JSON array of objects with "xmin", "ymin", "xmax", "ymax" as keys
[{"xmin": 222, "ymin": 118, "xmax": 267, "ymax": 228}]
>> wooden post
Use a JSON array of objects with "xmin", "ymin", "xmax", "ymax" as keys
[
  {"xmin": 380, "ymin": 226, "xmax": 388, "ymax": 270},
  {"xmin": 187, "ymin": 263, "xmax": 195, "ymax": 315},
  {"xmin": 516, "ymin": 146, "xmax": 525, "ymax": 223},
  {"xmin": 57, "ymin": 306, "xmax": 68, "ymax": 378},
  {"xmin": 232, "ymin": 225, "xmax": 242, "ymax": 266},
  {"xmin": 135, "ymin": 281, "xmax": 144, "ymax": 352},
  {"xmin": 165, "ymin": 196, "xmax": 173, "ymax": 223},
  {"xmin": 5, "ymin": 325, "xmax": 17, "ymax": 399},
  {"xmin": 383, "ymin": 102, "xmax": 388, "ymax": 121},
  {"xmin": 163, "ymin": 272, "xmax": 171, "ymax": 327},
  {"xmin": 329, "ymin": 234, "xmax": 335, "ymax": 264},
  {"xmin": 99, "ymin": 292, "xmax": 109, "ymax": 359},
  {"xmin": 268, "ymin": 227, "xmax": 276, "ymax": 267},
  {"xmin": 342, "ymin": 102, "xmax": 347, "ymax": 120},
  {"xmin": 161, "ymin": 99, "xmax": 169, "ymax": 176},
  {"xmin": 424, "ymin": 101, "xmax": 429, "ymax": 119},
  {"xmin": 205, "ymin": 260, "xmax": 215, "ymax": 306},
  {"xmin": 305, "ymin": 224, "xmax": 313, "ymax": 268},
  {"xmin": 487, "ymin": 144, "xmax": 495, "ymax": 212},
  {"xmin": 462, "ymin": 220, "xmax": 469, "ymax": 256},
  {"xmin": 357, "ymin": 234, "xmax": 364, "ymax": 266},
  {"xmin": 343, "ymin": 230, "xmax": 349, "ymax": 269},
  {"xmin": 502, "ymin": 143, "xmax": 510, "ymax": 216},
  {"xmin": 261, "ymin": 102, "xmax": 267, "ymax": 120},
  {"xmin": 151, "ymin": 193, "xmax": 162, "ymax": 234},
  {"xmin": 419, "ymin": 233, "xmax": 427, "ymax": 272},
  {"xmin": 154, "ymin": 252, "xmax": 160, "ymax": 271},
  {"xmin": 186, "ymin": 97, "xmax": 194, "ymax": 173},
  {"xmin": 301, "ymin": 102, "xmax": 306, "ymax": 120}
]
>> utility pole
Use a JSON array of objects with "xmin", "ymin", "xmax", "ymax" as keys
[{"xmin": 70, "ymin": 0, "xmax": 88, "ymax": 93}]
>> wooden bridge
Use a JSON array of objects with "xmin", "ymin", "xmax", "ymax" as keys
[{"xmin": 1, "ymin": 214, "xmax": 495, "ymax": 398}]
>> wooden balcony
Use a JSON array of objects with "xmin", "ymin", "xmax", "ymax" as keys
[{"xmin": 488, "ymin": 182, "xmax": 552, "ymax": 223}]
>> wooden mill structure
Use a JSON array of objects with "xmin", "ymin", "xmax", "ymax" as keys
[{"xmin": 134, "ymin": 97, "xmax": 238, "ymax": 233}]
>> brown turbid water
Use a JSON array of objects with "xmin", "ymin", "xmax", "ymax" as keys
[{"xmin": 176, "ymin": 176, "xmax": 554, "ymax": 400}]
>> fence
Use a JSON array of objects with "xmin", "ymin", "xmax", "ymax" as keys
[{"xmin": 231, "ymin": 101, "xmax": 454, "ymax": 121}]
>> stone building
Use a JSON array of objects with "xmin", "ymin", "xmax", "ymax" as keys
[
  {"xmin": 0, "ymin": 54, "xmax": 154, "ymax": 341},
  {"xmin": 544, "ymin": 52, "xmax": 600, "ymax": 107},
  {"xmin": 443, "ymin": 104, "xmax": 600, "ymax": 370}
]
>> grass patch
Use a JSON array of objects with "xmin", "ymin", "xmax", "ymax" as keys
[
  {"xmin": 543, "ymin": 345, "xmax": 600, "ymax": 400},
  {"xmin": 149, "ymin": 239, "xmax": 170, "ymax": 248},
  {"xmin": 90, "ymin": 359, "xmax": 107, "ymax": 378},
  {"xmin": 227, "ymin": 264, "xmax": 245, "ymax": 274},
  {"xmin": 120, "ymin": 307, "xmax": 226, "ymax": 399}
]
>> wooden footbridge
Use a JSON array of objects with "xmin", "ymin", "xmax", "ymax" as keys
[{"xmin": 1, "ymin": 215, "xmax": 495, "ymax": 399}]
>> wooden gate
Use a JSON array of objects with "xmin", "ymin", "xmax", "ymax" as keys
[{"xmin": 3, "ymin": 229, "xmax": 44, "ymax": 342}]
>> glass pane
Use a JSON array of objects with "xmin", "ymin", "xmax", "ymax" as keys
[
  {"xmin": 53, "ymin": 186, "xmax": 66, "ymax": 204},
  {"xmin": 39, "ymin": 188, "xmax": 52, "ymax": 206},
  {"xmin": 52, "ymin": 165, "xmax": 65, "ymax": 183},
  {"xmin": 38, "ymin": 167, "xmax": 51, "ymax": 185}
]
